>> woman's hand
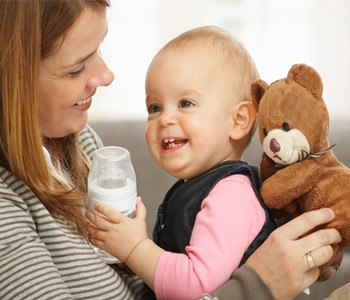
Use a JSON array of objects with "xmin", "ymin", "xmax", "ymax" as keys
[
  {"xmin": 246, "ymin": 208, "xmax": 342, "ymax": 300},
  {"xmin": 85, "ymin": 197, "xmax": 148, "ymax": 262},
  {"xmin": 319, "ymin": 250, "xmax": 343, "ymax": 282}
]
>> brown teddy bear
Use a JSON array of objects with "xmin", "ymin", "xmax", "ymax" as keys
[{"xmin": 251, "ymin": 63, "xmax": 350, "ymax": 273}]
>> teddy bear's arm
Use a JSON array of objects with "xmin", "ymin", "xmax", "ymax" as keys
[
  {"xmin": 260, "ymin": 153, "xmax": 278, "ymax": 181},
  {"xmin": 297, "ymin": 186, "xmax": 324, "ymax": 212},
  {"xmin": 260, "ymin": 159, "xmax": 321, "ymax": 209}
]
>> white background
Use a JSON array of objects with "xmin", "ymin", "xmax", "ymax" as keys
[{"xmin": 90, "ymin": 0, "xmax": 350, "ymax": 123}]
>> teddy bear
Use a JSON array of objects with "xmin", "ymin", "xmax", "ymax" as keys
[{"xmin": 251, "ymin": 63, "xmax": 350, "ymax": 273}]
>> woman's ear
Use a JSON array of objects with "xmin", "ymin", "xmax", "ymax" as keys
[{"xmin": 230, "ymin": 101, "xmax": 257, "ymax": 140}]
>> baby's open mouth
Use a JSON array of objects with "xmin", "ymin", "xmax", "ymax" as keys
[{"xmin": 162, "ymin": 138, "xmax": 187, "ymax": 150}]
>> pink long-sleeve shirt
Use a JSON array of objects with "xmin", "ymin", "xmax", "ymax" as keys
[{"xmin": 154, "ymin": 174, "xmax": 266, "ymax": 300}]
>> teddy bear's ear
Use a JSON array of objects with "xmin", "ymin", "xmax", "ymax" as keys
[
  {"xmin": 287, "ymin": 64, "xmax": 323, "ymax": 101},
  {"xmin": 251, "ymin": 79, "xmax": 269, "ymax": 112}
]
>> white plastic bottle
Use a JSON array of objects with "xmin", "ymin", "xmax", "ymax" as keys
[{"xmin": 88, "ymin": 146, "xmax": 137, "ymax": 263}]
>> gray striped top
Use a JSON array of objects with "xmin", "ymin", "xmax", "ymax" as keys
[{"xmin": 0, "ymin": 125, "xmax": 144, "ymax": 299}]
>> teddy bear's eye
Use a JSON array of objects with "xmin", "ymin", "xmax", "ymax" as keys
[
  {"xmin": 263, "ymin": 128, "xmax": 268, "ymax": 136},
  {"xmin": 282, "ymin": 122, "xmax": 291, "ymax": 131}
]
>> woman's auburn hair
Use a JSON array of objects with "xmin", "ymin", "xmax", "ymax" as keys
[{"xmin": 0, "ymin": 0, "xmax": 110, "ymax": 236}]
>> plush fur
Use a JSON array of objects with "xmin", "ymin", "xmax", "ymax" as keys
[{"xmin": 251, "ymin": 63, "xmax": 350, "ymax": 274}]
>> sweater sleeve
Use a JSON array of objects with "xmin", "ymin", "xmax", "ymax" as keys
[
  {"xmin": 200, "ymin": 264, "xmax": 275, "ymax": 300},
  {"xmin": 154, "ymin": 174, "xmax": 266, "ymax": 300},
  {"xmin": 324, "ymin": 282, "xmax": 350, "ymax": 300},
  {"xmin": 0, "ymin": 195, "xmax": 73, "ymax": 300}
]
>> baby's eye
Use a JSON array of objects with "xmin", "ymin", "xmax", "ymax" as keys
[
  {"xmin": 179, "ymin": 99, "xmax": 194, "ymax": 108},
  {"xmin": 147, "ymin": 104, "xmax": 162, "ymax": 114}
]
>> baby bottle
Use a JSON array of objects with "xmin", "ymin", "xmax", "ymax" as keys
[{"xmin": 88, "ymin": 146, "xmax": 137, "ymax": 263}]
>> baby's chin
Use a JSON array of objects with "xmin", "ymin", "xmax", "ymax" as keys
[{"xmin": 162, "ymin": 165, "xmax": 200, "ymax": 181}]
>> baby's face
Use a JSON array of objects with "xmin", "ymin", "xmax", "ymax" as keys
[{"xmin": 144, "ymin": 46, "xmax": 241, "ymax": 180}]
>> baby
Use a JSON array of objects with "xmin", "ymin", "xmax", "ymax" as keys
[{"xmin": 86, "ymin": 25, "xmax": 276, "ymax": 300}]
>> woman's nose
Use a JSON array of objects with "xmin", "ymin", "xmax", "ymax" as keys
[{"xmin": 88, "ymin": 56, "xmax": 114, "ymax": 88}]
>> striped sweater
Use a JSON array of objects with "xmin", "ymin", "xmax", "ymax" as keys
[{"xmin": 0, "ymin": 125, "xmax": 144, "ymax": 300}]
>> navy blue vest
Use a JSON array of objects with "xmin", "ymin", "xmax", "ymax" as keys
[{"xmin": 144, "ymin": 161, "xmax": 276, "ymax": 299}]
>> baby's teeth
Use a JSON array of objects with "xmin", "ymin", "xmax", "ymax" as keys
[{"xmin": 164, "ymin": 138, "xmax": 175, "ymax": 144}]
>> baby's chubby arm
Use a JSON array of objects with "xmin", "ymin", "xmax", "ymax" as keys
[{"xmin": 85, "ymin": 198, "xmax": 164, "ymax": 290}]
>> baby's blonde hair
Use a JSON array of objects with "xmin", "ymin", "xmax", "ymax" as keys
[{"xmin": 155, "ymin": 25, "xmax": 259, "ymax": 146}]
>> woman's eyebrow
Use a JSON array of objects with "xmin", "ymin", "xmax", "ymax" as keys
[{"xmin": 64, "ymin": 28, "xmax": 108, "ymax": 68}]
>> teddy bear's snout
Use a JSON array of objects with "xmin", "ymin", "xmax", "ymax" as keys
[{"xmin": 262, "ymin": 128, "xmax": 311, "ymax": 165}]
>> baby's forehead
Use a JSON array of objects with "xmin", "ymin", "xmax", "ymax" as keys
[
  {"xmin": 160, "ymin": 37, "xmax": 258, "ymax": 86},
  {"xmin": 159, "ymin": 41, "xmax": 235, "ymax": 68},
  {"xmin": 153, "ymin": 49, "xmax": 238, "ymax": 86}
]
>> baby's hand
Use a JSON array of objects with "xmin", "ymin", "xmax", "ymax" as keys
[{"xmin": 86, "ymin": 197, "xmax": 148, "ymax": 262}]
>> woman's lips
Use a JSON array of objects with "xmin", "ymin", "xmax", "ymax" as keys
[{"xmin": 74, "ymin": 97, "xmax": 92, "ymax": 111}]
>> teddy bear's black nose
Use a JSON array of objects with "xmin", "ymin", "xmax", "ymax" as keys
[{"xmin": 270, "ymin": 138, "xmax": 281, "ymax": 153}]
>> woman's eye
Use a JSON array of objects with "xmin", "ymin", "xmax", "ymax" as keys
[
  {"xmin": 147, "ymin": 104, "xmax": 161, "ymax": 114},
  {"xmin": 69, "ymin": 65, "xmax": 86, "ymax": 78},
  {"xmin": 179, "ymin": 99, "xmax": 193, "ymax": 108}
]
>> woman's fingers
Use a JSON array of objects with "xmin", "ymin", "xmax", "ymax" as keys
[
  {"xmin": 304, "ymin": 245, "xmax": 333, "ymax": 271},
  {"xmin": 280, "ymin": 208, "xmax": 335, "ymax": 240},
  {"xmin": 298, "ymin": 227, "xmax": 341, "ymax": 276},
  {"xmin": 318, "ymin": 249, "xmax": 344, "ymax": 281},
  {"xmin": 301, "ymin": 228, "xmax": 341, "ymax": 252},
  {"xmin": 245, "ymin": 208, "xmax": 342, "ymax": 300}
]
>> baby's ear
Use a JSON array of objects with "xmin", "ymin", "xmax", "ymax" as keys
[{"xmin": 230, "ymin": 101, "xmax": 256, "ymax": 140}]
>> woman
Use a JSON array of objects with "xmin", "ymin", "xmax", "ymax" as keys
[
  {"xmin": 0, "ymin": 0, "xmax": 343, "ymax": 299},
  {"xmin": 0, "ymin": 1, "xmax": 143, "ymax": 299}
]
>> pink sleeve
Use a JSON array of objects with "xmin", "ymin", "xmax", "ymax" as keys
[{"xmin": 154, "ymin": 174, "xmax": 267, "ymax": 300}]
